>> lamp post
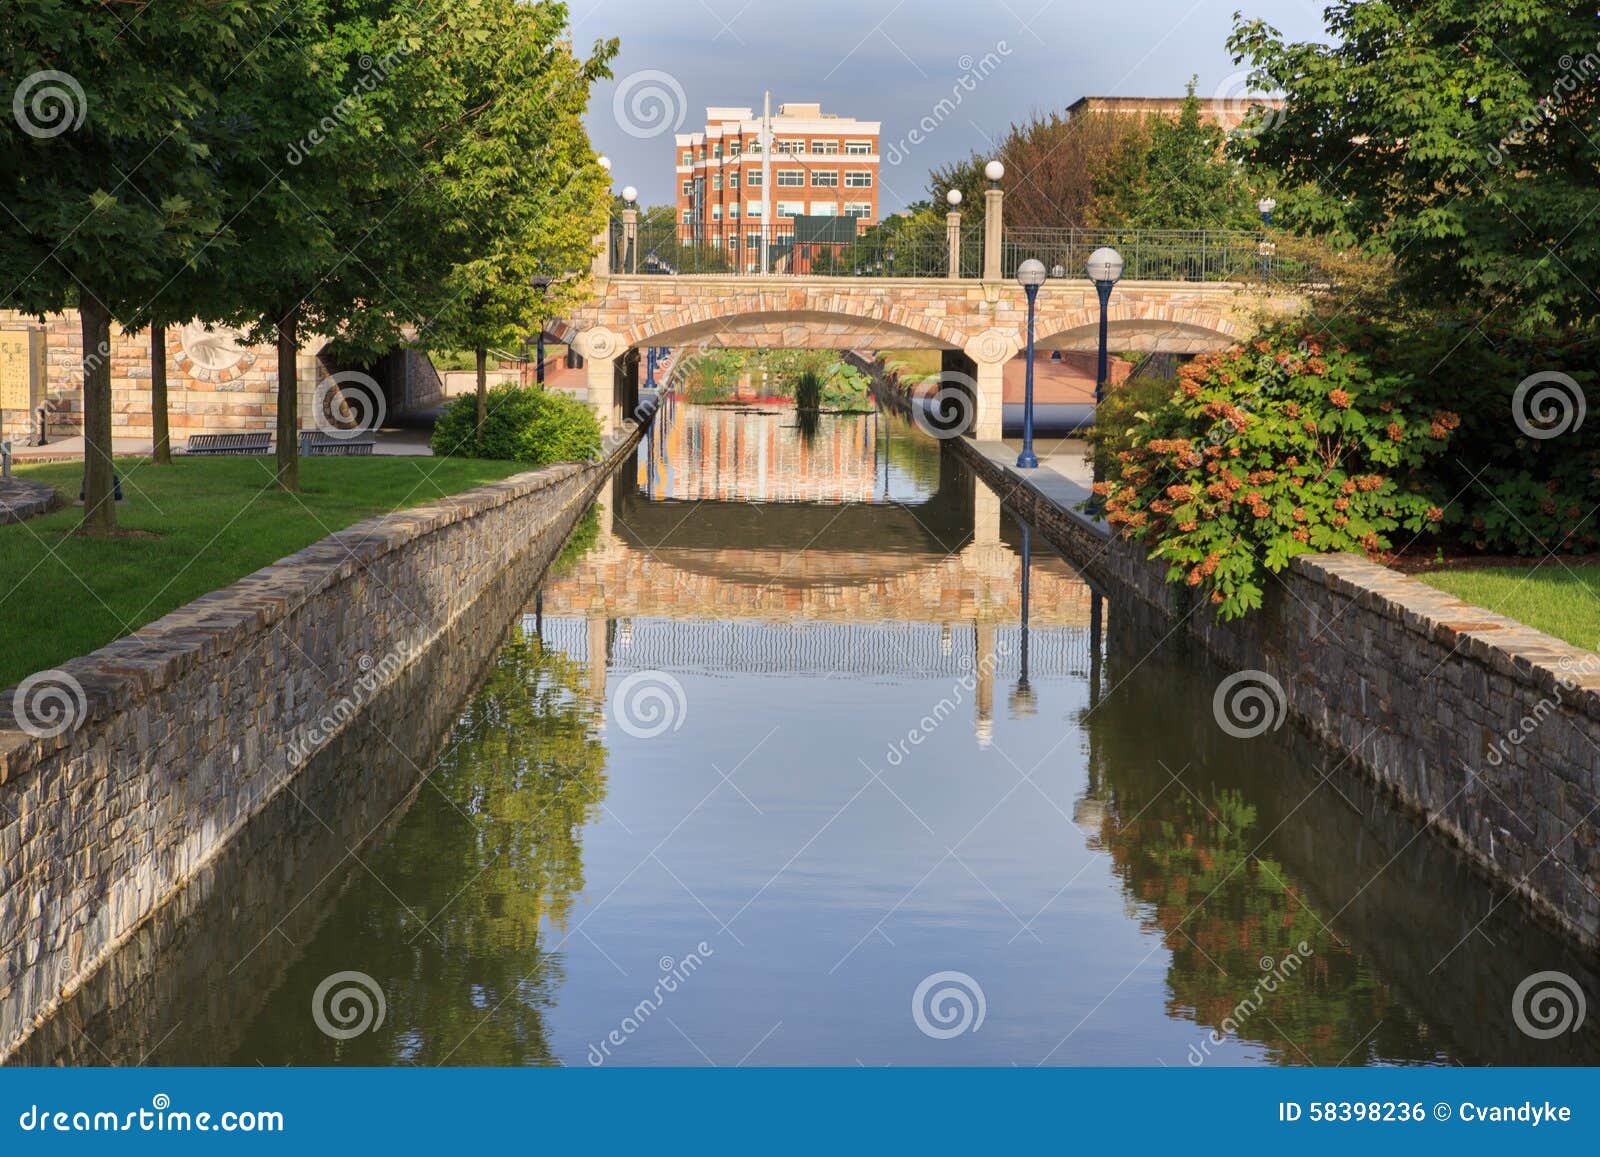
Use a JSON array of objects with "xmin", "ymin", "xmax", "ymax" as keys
[
  {"xmin": 530, "ymin": 275, "xmax": 552, "ymax": 387},
  {"xmin": 1015, "ymin": 257, "xmax": 1047, "ymax": 469},
  {"xmin": 621, "ymin": 186, "xmax": 638, "ymax": 275},
  {"xmin": 1086, "ymin": 246, "xmax": 1124, "ymax": 408},
  {"xmin": 1257, "ymin": 196, "xmax": 1277, "ymax": 226}
]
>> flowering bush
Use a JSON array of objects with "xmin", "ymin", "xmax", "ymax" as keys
[{"xmin": 1098, "ymin": 324, "xmax": 1457, "ymax": 618}]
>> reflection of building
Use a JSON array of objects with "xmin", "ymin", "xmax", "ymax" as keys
[
  {"xmin": 641, "ymin": 404, "xmax": 880, "ymax": 503},
  {"xmin": 674, "ymin": 102, "xmax": 880, "ymax": 272}
]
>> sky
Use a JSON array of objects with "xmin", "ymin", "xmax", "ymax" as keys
[{"xmin": 574, "ymin": 0, "xmax": 1330, "ymax": 211}]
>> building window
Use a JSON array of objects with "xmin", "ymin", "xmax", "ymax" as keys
[
  {"xmin": 776, "ymin": 200, "xmax": 803, "ymax": 218},
  {"xmin": 747, "ymin": 202, "xmax": 763, "ymax": 217},
  {"xmin": 811, "ymin": 170, "xmax": 838, "ymax": 187},
  {"xmin": 681, "ymin": 151, "xmax": 692, "ymax": 165},
  {"xmin": 711, "ymin": 235, "xmax": 722, "ymax": 249},
  {"xmin": 729, "ymin": 173, "xmax": 739, "ymax": 190},
  {"xmin": 728, "ymin": 235, "xmax": 738, "ymax": 249},
  {"xmin": 813, "ymin": 139, "xmax": 839, "ymax": 155},
  {"xmin": 776, "ymin": 170, "xmax": 804, "ymax": 187},
  {"xmin": 730, "ymin": 140, "xmax": 742, "ymax": 156},
  {"xmin": 713, "ymin": 143, "xmax": 722, "ymax": 159},
  {"xmin": 843, "ymin": 202, "xmax": 872, "ymax": 218},
  {"xmin": 682, "ymin": 210, "xmax": 693, "ymax": 223},
  {"xmin": 729, "ymin": 204, "xmax": 740, "ymax": 219},
  {"xmin": 746, "ymin": 169, "xmax": 762, "ymax": 188},
  {"xmin": 844, "ymin": 171, "xmax": 873, "ymax": 188},
  {"xmin": 681, "ymin": 180, "xmax": 693, "ymax": 196},
  {"xmin": 747, "ymin": 232, "xmax": 761, "ymax": 248},
  {"xmin": 776, "ymin": 139, "xmax": 803, "ymax": 154},
  {"xmin": 747, "ymin": 139, "xmax": 762, "ymax": 154},
  {"xmin": 712, "ymin": 174, "xmax": 722, "ymax": 191},
  {"xmin": 809, "ymin": 202, "xmax": 838, "ymax": 216},
  {"xmin": 844, "ymin": 140, "xmax": 872, "ymax": 155}
]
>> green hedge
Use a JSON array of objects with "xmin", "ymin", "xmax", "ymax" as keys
[{"xmin": 430, "ymin": 384, "xmax": 601, "ymax": 465}]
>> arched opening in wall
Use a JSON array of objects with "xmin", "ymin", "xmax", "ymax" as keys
[{"xmin": 312, "ymin": 348, "xmax": 401, "ymax": 432}]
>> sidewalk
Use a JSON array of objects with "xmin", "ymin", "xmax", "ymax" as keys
[{"xmin": 8, "ymin": 427, "xmax": 437, "ymax": 463}]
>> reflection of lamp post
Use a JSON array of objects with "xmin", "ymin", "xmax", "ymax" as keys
[
  {"xmin": 1015, "ymin": 258, "xmax": 1047, "ymax": 469},
  {"xmin": 1009, "ymin": 520, "xmax": 1036, "ymax": 716},
  {"xmin": 1258, "ymin": 238, "xmax": 1277, "ymax": 279}
]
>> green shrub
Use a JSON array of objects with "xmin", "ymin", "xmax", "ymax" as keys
[
  {"xmin": 430, "ymin": 384, "xmax": 601, "ymax": 465},
  {"xmin": 1100, "ymin": 322, "xmax": 1457, "ymax": 618},
  {"xmin": 1083, "ymin": 374, "xmax": 1178, "ymax": 465}
]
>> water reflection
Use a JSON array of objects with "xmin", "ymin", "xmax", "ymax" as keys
[{"xmin": 18, "ymin": 399, "xmax": 1600, "ymax": 1067}]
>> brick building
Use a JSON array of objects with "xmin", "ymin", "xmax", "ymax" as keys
[{"xmin": 674, "ymin": 102, "xmax": 880, "ymax": 273}]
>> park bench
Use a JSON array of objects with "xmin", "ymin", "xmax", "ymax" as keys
[
  {"xmin": 185, "ymin": 432, "xmax": 272, "ymax": 456},
  {"xmin": 299, "ymin": 431, "xmax": 376, "ymax": 456}
]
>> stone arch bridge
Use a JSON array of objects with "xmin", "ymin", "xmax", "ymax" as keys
[{"xmin": 567, "ymin": 275, "xmax": 1303, "ymax": 438}]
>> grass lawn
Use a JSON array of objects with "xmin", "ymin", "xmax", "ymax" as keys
[
  {"xmin": 1417, "ymin": 565, "xmax": 1600, "ymax": 652},
  {"xmin": 0, "ymin": 454, "xmax": 528, "ymax": 690},
  {"xmin": 879, "ymin": 350, "xmax": 942, "ymax": 381}
]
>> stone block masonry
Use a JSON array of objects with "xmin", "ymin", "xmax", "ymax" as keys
[
  {"xmin": 954, "ymin": 438, "xmax": 1600, "ymax": 951},
  {"xmin": 0, "ymin": 430, "xmax": 642, "ymax": 1057}
]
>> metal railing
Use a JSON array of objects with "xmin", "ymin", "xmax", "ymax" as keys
[
  {"xmin": 612, "ymin": 221, "xmax": 957, "ymax": 279},
  {"xmin": 608, "ymin": 219, "xmax": 1317, "ymax": 284},
  {"xmin": 1000, "ymin": 227, "xmax": 1319, "ymax": 284}
]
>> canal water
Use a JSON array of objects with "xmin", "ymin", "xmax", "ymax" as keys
[{"xmin": 21, "ymin": 399, "xmax": 1600, "ymax": 1067}]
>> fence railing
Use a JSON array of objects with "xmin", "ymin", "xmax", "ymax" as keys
[
  {"xmin": 999, "ymin": 227, "xmax": 1318, "ymax": 285},
  {"xmin": 609, "ymin": 220, "xmax": 1317, "ymax": 284},
  {"xmin": 612, "ymin": 221, "xmax": 966, "ymax": 279}
]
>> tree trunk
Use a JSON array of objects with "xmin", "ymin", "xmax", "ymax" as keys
[
  {"xmin": 275, "ymin": 304, "xmax": 300, "ymax": 491},
  {"xmin": 475, "ymin": 347, "xmax": 488, "ymax": 433},
  {"xmin": 150, "ymin": 321, "xmax": 171, "ymax": 465},
  {"xmin": 79, "ymin": 291, "xmax": 117, "ymax": 535}
]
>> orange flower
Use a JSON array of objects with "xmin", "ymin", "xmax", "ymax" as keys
[
  {"xmin": 1387, "ymin": 422, "xmax": 1404, "ymax": 442},
  {"xmin": 1328, "ymin": 388, "xmax": 1351, "ymax": 409}
]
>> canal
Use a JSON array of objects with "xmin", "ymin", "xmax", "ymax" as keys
[{"xmin": 22, "ymin": 398, "xmax": 1600, "ymax": 1067}]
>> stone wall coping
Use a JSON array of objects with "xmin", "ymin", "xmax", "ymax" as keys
[
  {"xmin": 1291, "ymin": 552, "xmax": 1600, "ymax": 710},
  {"xmin": 0, "ymin": 455, "xmax": 606, "ymax": 784},
  {"xmin": 0, "ymin": 477, "xmax": 60, "ymax": 526}
]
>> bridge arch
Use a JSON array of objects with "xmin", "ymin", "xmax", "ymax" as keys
[
  {"xmin": 611, "ymin": 291, "xmax": 965, "ymax": 352},
  {"xmin": 1034, "ymin": 304, "xmax": 1245, "ymax": 355}
]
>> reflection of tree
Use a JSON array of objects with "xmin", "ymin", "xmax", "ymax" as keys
[
  {"xmin": 229, "ymin": 627, "xmax": 607, "ymax": 1066},
  {"xmin": 1085, "ymin": 650, "xmax": 1446, "ymax": 1066}
]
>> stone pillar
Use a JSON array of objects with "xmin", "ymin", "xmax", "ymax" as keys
[
  {"xmin": 964, "ymin": 329, "xmax": 1017, "ymax": 442},
  {"xmin": 592, "ymin": 224, "xmax": 610, "ymax": 281},
  {"xmin": 622, "ymin": 208, "xmax": 638, "ymax": 275},
  {"xmin": 982, "ymin": 186, "xmax": 1004, "ymax": 281},
  {"xmin": 946, "ymin": 210, "xmax": 962, "ymax": 279},
  {"xmin": 575, "ymin": 328, "xmax": 623, "ymax": 436}
]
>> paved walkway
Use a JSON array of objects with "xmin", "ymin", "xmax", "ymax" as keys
[
  {"xmin": 8, "ymin": 427, "xmax": 438, "ymax": 462},
  {"xmin": 968, "ymin": 437, "xmax": 1107, "ymax": 535}
]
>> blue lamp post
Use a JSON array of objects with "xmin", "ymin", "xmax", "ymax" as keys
[
  {"xmin": 1257, "ymin": 196, "xmax": 1277, "ymax": 226},
  {"xmin": 1015, "ymin": 258, "xmax": 1047, "ymax": 469},
  {"xmin": 530, "ymin": 275, "xmax": 552, "ymax": 387},
  {"xmin": 645, "ymin": 346, "xmax": 658, "ymax": 390},
  {"xmin": 1086, "ymin": 247, "xmax": 1124, "ymax": 408}
]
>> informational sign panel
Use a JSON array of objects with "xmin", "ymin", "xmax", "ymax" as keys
[{"xmin": 0, "ymin": 327, "xmax": 44, "ymax": 412}]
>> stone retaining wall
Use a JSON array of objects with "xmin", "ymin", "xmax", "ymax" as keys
[
  {"xmin": 0, "ymin": 478, "xmax": 58, "ymax": 526},
  {"xmin": 0, "ymin": 432, "xmax": 640, "ymax": 1056},
  {"xmin": 954, "ymin": 438, "xmax": 1600, "ymax": 950}
]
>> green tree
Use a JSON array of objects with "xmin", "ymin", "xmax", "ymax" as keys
[
  {"xmin": 1230, "ymin": 1, "xmax": 1600, "ymax": 329},
  {"xmin": 419, "ymin": 1, "xmax": 615, "ymax": 432},
  {"xmin": 0, "ymin": 2, "xmax": 275, "ymax": 531},
  {"xmin": 1090, "ymin": 83, "xmax": 1258, "ymax": 230}
]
